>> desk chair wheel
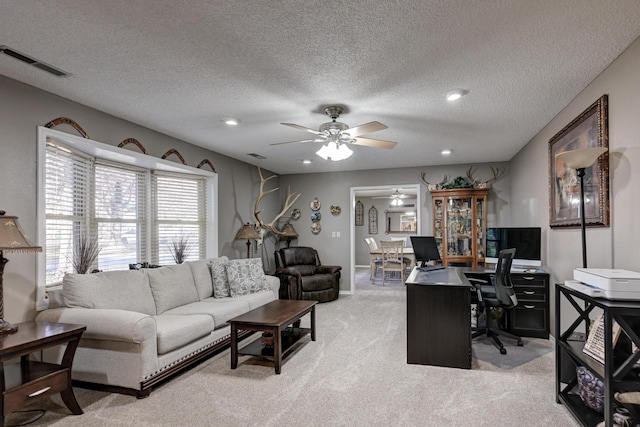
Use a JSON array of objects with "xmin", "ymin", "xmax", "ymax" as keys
[
  {"xmin": 517, "ymin": 340, "xmax": 524, "ymax": 346},
  {"xmin": 500, "ymin": 347, "xmax": 507, "ymax": 355}
]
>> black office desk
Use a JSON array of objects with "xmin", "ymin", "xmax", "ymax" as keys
[{"xmin": 405, "ymin": 267, "xmax": 472, "ymax": 369}]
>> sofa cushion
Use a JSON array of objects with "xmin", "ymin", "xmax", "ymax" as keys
[
  {"xmin": 226, "ymin": 258, "xmax": 271, "ymax": 297},
  {"xmin": 209, "ymin": 256, "xmax": 230, "ymax": 298},
  {"xmin": 147, "ymin": 264, "xmax": 199, "ymax": 314},
  {"xmin": 187, "ymin": 259, "xmax": 214, "ymax": 300},
  {"xmin": 154, "ymin": 314, "xmax": 214, "ymax": 355},
  {"xmin": 233, "ymin": 290, "xmax": 276, "ymax": 310},
  {"xmin": 63, "ymin": 270, "xmax": 156, "ymax": 315},
  {"xmin": 164, "ymin": 299, "xmax": 251, "ymax": 329}
]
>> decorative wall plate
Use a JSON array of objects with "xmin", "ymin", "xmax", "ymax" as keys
[
  {"xmin": 311, "ymin": 211, "xmax": 321, "ymax": 222},
  {"xmin": 310, "ymin": 198, "xmax": 321, "ymax": 211},
  {"xmin": 291, "ymin": 208, "xmax": 301, "ymax": 220},
  {"xmin": 330, "ymin": 205, "xmax": 341, "ymax": 215},
  {"xmin": 311, "ymin": 222, "xmax": 321, "ymax": 234}
]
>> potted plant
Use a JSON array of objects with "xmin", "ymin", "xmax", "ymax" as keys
[
  {"xmin": 70, "ymin": 234, "xmax": 101, "ymax": 274},
  {"xmin": 168, "ymin": 234, "xmax": 194, "ymax": 264}
]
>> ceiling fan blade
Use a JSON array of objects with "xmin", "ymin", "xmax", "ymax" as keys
[
  {"xmin": 353, "ymin": 137, "xmax": 397, "ymax": 149},
  {"xmin": 344, "ymin": 121, "xmax": 388, "ymax": 137},
  {"xmin": 281, "ymin": 122, "xmax": 323, "ymax": 135},
  {"xmin": 270, "ymin": 138, "xmax": 319, "ymax": 146}
]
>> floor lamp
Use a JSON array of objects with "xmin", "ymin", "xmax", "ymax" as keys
[
  {"xmin": 0, "ymin": 211, "xmax": 42, "ymax": 335},
  {"xmin": 555, "ymin": 147, "xmax": 607, "ymax": 268},
  {"xmin": 235, "ymin": 223, "xmax": 260, "ymax": 258}
]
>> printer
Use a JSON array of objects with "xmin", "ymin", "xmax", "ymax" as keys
[{"xmin": 565, "ymin": 268, "xmax": 640, "ymax": 300}]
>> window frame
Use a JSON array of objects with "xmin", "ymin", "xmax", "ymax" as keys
[{"xmin": 36, "ymin": 126, "xmax": 218, "ymax": 310}]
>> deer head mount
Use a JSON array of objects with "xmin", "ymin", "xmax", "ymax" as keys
[
  {"xmin": 254, "ymin": 166, "xmax": 300, "ymax": 236},
  {"xmin": 420, "ymin": 166, "xmax": 506, "ymax": 190}
]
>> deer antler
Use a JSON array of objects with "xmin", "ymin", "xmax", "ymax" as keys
[
  {"xmin": 486, "ymin": 166, "xmax": 506, "ymax": 185},
  {"xmin": 469, "ymin": 166, "xmax": 507, "ymax": 187},
  {"xmin": 420, "ymin": 171, "xmax": 449, "ymax": 189},
  {"xmin": 254, "ymin": 166, "xmax": 300, "ymax": 235},
  {"xmin": 466, "ymin": 167, "xmax": 480, "ymax": 186}
]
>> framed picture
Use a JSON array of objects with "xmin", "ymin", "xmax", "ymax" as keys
[{"xmin": 549, "ymin": 95, "xmax": 609, "ymax": 228}]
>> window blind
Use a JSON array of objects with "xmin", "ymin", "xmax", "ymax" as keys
[
  {"xmin": 45, "ymin": 141, "xmax": 209, "ymax": 286},
  {"xmin": 152, "ymin": 172, "xmax": 207, "ymax": 265}
]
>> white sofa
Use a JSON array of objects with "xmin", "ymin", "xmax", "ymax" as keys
[{"xmin": 35, "ymin": 257, "xmax": 278, "ymax": 398}]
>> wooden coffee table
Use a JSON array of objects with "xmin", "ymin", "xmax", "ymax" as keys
[{"xmin": 229, "ymin": 300, "xmax": 316, "ymax": 374}]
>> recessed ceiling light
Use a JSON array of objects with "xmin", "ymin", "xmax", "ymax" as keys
[
  {"xmin": 446, "ymin": 89, "xmax": 469, "ymax": 101},
  {"xmin": 221, "ymin": 117, "xmax": 240, "ymax": 126},
  {"xmin": 302, "ymin": 159, "xmax": 312, "ymax": 164},
  {"xmin": 441, "ymin": 149, "xmax": 452, "ymax": 156}
]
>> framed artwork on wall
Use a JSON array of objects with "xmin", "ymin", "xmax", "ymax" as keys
[
  {"xmin": 368, "ymin": 206, "xmax": 378, "ymax": 234},
  {"xmin": 548, "ymin": 94, "xmax": 609, "ymax": 228},
  {"xmin": 355, "ymin": 200, "xmax": 364, "ymax": 226}
]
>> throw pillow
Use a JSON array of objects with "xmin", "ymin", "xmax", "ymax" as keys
[
  {"xmin": 226, "ymin": 258, "xmax": 271, "ymax": 297},
  {"xmin": 147, "ymin": 264, "xmax": 199, "ymax": 314},
  {"xmin": 209, "ymin": 256, "xmax": 230, "ymax": 298}
]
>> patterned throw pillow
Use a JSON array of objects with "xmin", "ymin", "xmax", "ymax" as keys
[
  {"xmin": 226, "ymin": 258, "xmax": 271, "ymax": 297},
  {"xmin": 209, "ymin": 256, "xmax": 230, "ymax": 298},
  {"xmin": 577, "ymin": 366, "xmax": 604, "ymax": 413}
]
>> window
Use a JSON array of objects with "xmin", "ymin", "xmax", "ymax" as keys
[{"xmin": 37, "ymin": 127, "xmax": 217, "ymax": 309}]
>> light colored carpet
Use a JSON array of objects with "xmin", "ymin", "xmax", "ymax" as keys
[{"xmin": 7, "ymin": 270, "xmax": 577, "ymax": 426}]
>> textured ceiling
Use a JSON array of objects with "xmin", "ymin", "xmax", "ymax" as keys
[{"xmin": 1, "ymin": 1, "xmax": 639, "ymax": 175}]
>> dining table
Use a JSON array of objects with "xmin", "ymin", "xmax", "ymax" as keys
[{"xmin": 368, "ymin": 247, "xmax": 415, "ymax": 282}]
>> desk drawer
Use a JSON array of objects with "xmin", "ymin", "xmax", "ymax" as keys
[
  {"xmin": 512, "ymin": 275, "xmax": 546, "ymax": 287},
  {"xmin": 4, "ymin": 370, "xmax": 68, "ymax": 414},
  {"xmin": 509, "ymin": 303, "xmax": 548, "ymax": 339},
  {"xmin": 515, "ymin": 286, "xmax": 546, "ymax": 303}
]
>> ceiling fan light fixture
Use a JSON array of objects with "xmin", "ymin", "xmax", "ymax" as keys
[
  {"xmin": 390, "ymin": 197, "xmax": 404, "ymax": 206},
  {"xmin": 316, "ymin": 141, "xmax": 353, "ymax": 161},
  {"xmin": 446, "ymin": 89, "xmax": 469, "ymax": 101}
]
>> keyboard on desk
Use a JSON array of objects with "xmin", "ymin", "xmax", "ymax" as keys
[{"xmin": 417, "ymin": 265, "xmax": 445, "ymax": 272}]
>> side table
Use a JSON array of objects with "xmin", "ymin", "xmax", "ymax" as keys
[{"xmin": 1, "ymin": 321, "xmax": 86, "ymax": 426}]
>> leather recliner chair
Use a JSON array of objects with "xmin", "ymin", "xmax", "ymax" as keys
[{"xmin": 274, "ymin": 246, "xmax": 341, "ymax": 302}]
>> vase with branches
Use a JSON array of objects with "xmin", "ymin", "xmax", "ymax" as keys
[
  {"xmin": 70, "ymin": 234, "xmax": 101, "ymax": 274},
  {"xmin": 168, "ymin": 234, "xmax": 194, "ymax": 264}
]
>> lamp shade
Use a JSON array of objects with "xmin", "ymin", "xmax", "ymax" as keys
[
  {"xmin": 235, "ymin": 223, "xmax": 260, "ymax": 240},
  {"xmin": 555, "ymin": 147, "xmax": 607, "ymax": 169},
  {"xmin": 316, "ymin": 142, "xmax": 353, "ymax": 161},
  {"xmin": 278, "ymin": 223, "xmax": 299, "ymax": 240},
  {"xmin": 0, "ymin": 212, "xmax": 42, "ymax": 253},
  {"xmin": 0, "ymin": 211, "xmax": 41, "ymax": 335}
]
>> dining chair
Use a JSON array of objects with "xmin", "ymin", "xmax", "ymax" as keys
[
  {"xmin": 380, "ymin": 240, "xmax": 409, "ymax": 285},
  {"xmin": 365, "ymin": 237, "xmax": 382, "ymax": 282}
]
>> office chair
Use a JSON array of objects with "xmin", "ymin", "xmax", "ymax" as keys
[{"xmin": 470, "ymin": 248, "xmax": 523, "ymax": 355}]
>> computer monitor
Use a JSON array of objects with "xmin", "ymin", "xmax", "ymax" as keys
[
  {"xmin": 410, "ymin": 236, "xmax": 441, "ymax": 267},
  {"xmin": 485, "ymin": 227, "xmax": 542, "ymax": 268}
]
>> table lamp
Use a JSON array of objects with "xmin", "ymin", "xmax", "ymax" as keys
[
  {"xmin": 279, "ymin": 223, "xmax": 299, "ymax": 247},
  {"xmin": 235, "ymin": 223, "xmax": 260, "ymax": 258},
  {"xmin": 0, "ymin": 210, "xmax": 42, "ymax": 335},
  {"xmin": 555, "ymin": 147, "xmax": 607, "ymax": 268}
]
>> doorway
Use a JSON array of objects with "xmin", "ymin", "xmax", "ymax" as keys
[{"xmin": 349, "ymin": 184, "xmax": 421, "ymax": 293}]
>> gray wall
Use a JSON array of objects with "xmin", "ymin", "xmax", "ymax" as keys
[
  {"xmin": 0, "ymin": 75, "xmax": 279, "ymax": 323},
  {"xmin": 509, "ymin": 35, "xmax": 640, "ymax": 333},
  {"xmin": 278, "ymin": 163, "xmax": 511, "ymax": 291}
]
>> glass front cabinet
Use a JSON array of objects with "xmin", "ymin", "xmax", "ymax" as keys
[{"xmin": 430, "ymin": 188, "xmax": 489, "ymax": 268}]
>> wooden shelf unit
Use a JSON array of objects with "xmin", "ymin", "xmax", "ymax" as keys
[{"xmin": 555, "ymin": 284, "xmax": 640, "ymax": 427}]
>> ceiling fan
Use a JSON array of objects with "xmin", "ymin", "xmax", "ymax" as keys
[
  {"xmin": 372, "ymin": 189, "xmax": 416, "ymax": 206},
  {"xmin": 271, "ymin": 106, "xmax": 397, "ymax": 160}
]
